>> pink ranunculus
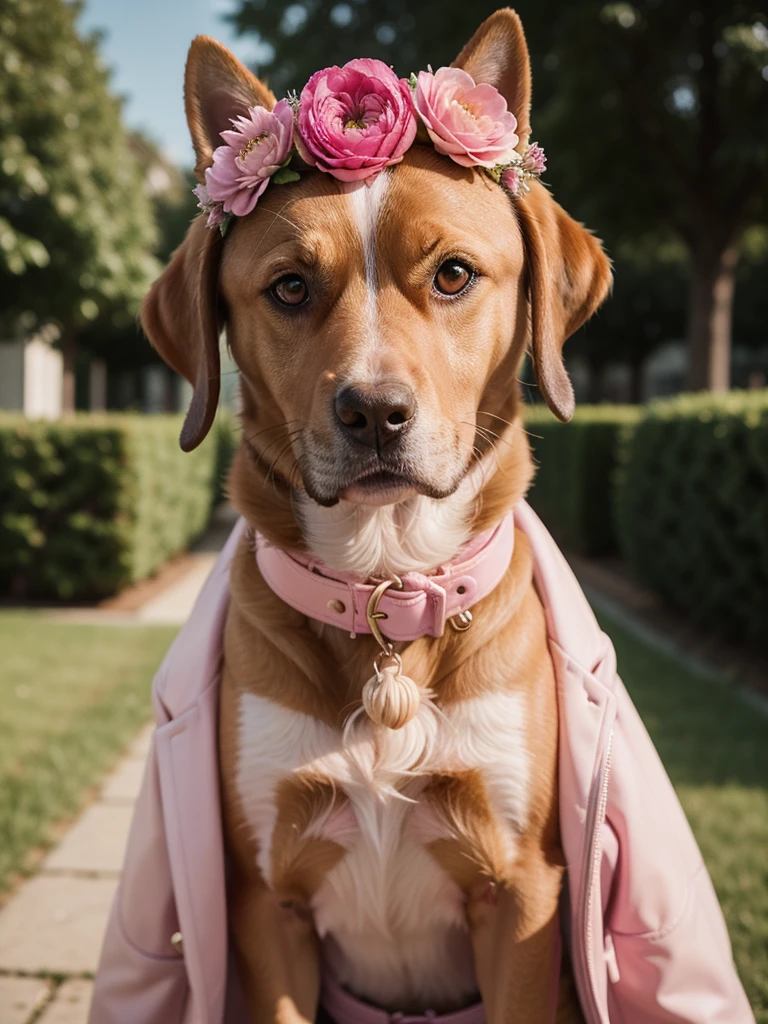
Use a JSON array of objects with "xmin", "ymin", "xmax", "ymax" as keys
[
  {"xmin": 522, "ymin": 142, "xmax": 546, "ymax": 176},
  {"xmin": 414, "ymin": 67, "xmax": 519, "ymax": 169},
  {"xmin": 204, "ymin": 98, "xmax": 294, "ymax": 217},
  {"xmin": 500, "ymin": 167, "xmax": 521, "ymax": 195},
  {"xmin": 193, "ymin": 183, "xmax": 226, "ymax": 228},
  {"xmin": 296, "ymin": 59, "xmax": 417, "ymax": 182}
]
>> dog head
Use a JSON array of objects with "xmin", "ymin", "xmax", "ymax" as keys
[{"xmin": 143, "ymin": 9, "xmax": 610, "ymax": 542}]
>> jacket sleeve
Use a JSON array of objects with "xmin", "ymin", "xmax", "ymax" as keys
[
  {"xmin": 88, "ymin": 727, "xmax": 189, "ymax": 1024},
  {"xmin": 596, "ymin": 649, "xmax": 755, "ymax": 1024}
]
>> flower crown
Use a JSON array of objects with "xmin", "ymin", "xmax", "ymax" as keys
[{"xmin": 194, "ymin": 60, "xmax": 546, "ymax": 235}]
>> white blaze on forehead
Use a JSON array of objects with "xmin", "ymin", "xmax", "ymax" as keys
[{"xmin": 345, "ymin": 173, "xmax": 390, "ymax": 354}]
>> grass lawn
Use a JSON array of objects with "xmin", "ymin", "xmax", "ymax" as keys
[
  {"xmin": 0, "ymin": 613, "xmax": 177, "ymax": 897},
  {"xmin": 598, "ymin": 607, "xmax": 768, "ymax": 1023}
]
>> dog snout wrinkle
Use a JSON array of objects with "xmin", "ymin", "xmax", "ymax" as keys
[{"xmin": 334, "ymin": 383, "xmax": 416, "ymax": 451}]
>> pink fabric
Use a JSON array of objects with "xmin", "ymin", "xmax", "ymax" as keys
[
  {"xmin": 255, "ymin": 513, "xmax": 515, "ymax": 641},
  {"xmin": 89, "ymin": 502, "xmax": 755, "ymax": 1024},
  {"xmin": 321, "ymin": 972, "xmax": 485, "ymax": 1024}
]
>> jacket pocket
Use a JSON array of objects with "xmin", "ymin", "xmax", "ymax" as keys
[
  {"xmin": 608, "ymin": 866, "xmax": 755, "ymax": 1024},
  {"xmin": 89, "ymin": 888, "xmax": 189, "ymax": 1024}
]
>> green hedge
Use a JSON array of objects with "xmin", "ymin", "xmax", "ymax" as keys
[
  {"xmin": 525, "ymin": 404, "xmax": 642, "ymax": 555},
  {"xmin": 0, "ymin": 413, "xmax": 237, "ymax": 601},
  {"xmin": 614, "ymin": 391, "xmax": 768, "ymax": 650}
]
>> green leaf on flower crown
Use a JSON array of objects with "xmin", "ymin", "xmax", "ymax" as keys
[
  {"xmin": 272, "ymin": 167, "xmax": 301, "ymax": 185},
  {"xmin": 219, "ymin": 217, "xmax": 232, "ymax": 238},
  {"xmin": 485, "ymin": 166, "xmax": 503, "ymax": 184},
  {"xmin": 408, "ymin": 72, "xmax": 418, "ymax": 89}
]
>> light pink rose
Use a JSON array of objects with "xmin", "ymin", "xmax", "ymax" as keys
[
  {"xmin": 500, "ymin": 167, "xmax": 521, "ymax": 195},
  {"xmin": 523, "ymin": 143, "xmax": 546, "ymax": 176},
  {"xmin": 296, "ymin": 59, "xmax": 417, "ymax": 182},
  {"xmin": 414, "ymin": 67, "xmax": 519, "ymax": 169},
  {"xmin": 204, "ymin": 98, "xmax": 294, "ymax": 217}
]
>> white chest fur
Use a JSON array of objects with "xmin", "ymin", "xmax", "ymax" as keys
[{"xmin": 235, "ymin": 689, "xmax": 530, "ymax": 1011}]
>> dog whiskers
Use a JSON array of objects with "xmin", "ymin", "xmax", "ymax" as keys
[
  {"xmin": 242, "ymin": 419, "xmax": 300, "ymax": 448},
  {"xmin": 265, "ymin": 431, "xmax": 304, "ymax": 493}
]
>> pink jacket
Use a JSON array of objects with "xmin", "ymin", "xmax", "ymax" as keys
[{"xmin": 89, "ymin": 502, "xmax": 754, "ymax": 1024}]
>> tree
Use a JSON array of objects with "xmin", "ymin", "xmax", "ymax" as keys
[
  {"xmin": 229, "ymin": 0, "xmax": 768, "ymax": 392},
  {"xmin": 0, "ymin": 0, "xmax": 160, "ymax": 409},
  {"xmin": 540, "ymin": 1, "xmax": 768, "ymax": 392},
  {"xmin": 78, "ymin": 136, "xmax": 200, "ymax": 377}
]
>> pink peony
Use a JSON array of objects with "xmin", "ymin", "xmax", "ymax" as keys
[
  {"xmin": 500, "ymin": 167, "xmax": 521, "ymax": 195},
  {"xmin": 414, "ymin": 67, "xmax": 519, "ymax": 169},
  {"xmin": 204, "ymin": 98, "xmax": 294, "ymax": 217},
  {"xmin": 523, "ymin": 142, "xmax": 546, "ymax": 176},
  {"xmin": 296, "ymin": 59, "xmax": 417, "ymax": 182}
]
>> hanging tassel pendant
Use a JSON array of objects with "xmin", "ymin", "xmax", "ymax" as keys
[{"xmin": 362, "ymin": 651, "xmax": 421, "ymax": 730}]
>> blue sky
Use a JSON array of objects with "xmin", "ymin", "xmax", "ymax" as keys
[{"xmin": 77, "ymin": 0, "xmax": 271, "ymax": 166}]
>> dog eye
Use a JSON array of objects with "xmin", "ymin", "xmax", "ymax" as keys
[
  {"xmin": 271, "ymin": 274, "xmax": 309, "ymax": 307},
  {"xmin": 433, "ymin": 260, "xmax": 474, "ymax": 297}
]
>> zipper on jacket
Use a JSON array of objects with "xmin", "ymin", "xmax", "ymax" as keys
[{"xmin": 578, "ymin": 728, "xmax": 614, "ymax": 1024}]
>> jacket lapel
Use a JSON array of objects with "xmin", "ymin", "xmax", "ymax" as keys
[{"xmin": 155, "ymin": 683, "xmax": 228, "ymax": 1024}]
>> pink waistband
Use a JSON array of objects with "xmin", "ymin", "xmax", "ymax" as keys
[{"xmin": 320, "ymin": 973, "xmax": 485, "ymax": 1024}]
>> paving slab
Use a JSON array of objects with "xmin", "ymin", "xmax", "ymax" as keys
[
  {"xmin": 0, "ymin": 976, "xmax": 51, "ymax": 1024},
  {"xmin": 126, "ymin": 722, "xmax": 154, "ymax": 762},
  {"xmin": 135, "ymin": 552, "xmax": 218, "ymax": 624},
  {"xmin": 100, "ymin": 757, "xmax": 145, "ymax": 803},
  {"xmin": 44, "ymin": 804, "xmax": 132, "ymax": 876},
  {"xmin": 0, "ymin": 876, "xmax": 116, "ymax": 974},
  {"xmin": 37, "ymin": 979, "xmax": 94, "ymax": 1024}
]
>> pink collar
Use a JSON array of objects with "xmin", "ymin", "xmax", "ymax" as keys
[{"xmin": 254, "ymin": 513, "xmax": 514, "ymax": 642}]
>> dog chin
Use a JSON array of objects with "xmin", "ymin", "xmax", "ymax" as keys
[{"xmin": 303, "ymin": 470, "xmax": 464, "ymax": 509}]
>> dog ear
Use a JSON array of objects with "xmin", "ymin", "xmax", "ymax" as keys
[
  {"xmin": 142, "ymin": 39, "xmax": 276, "ymax": 451},
  {"xmin": 185, "ymin": 35, "xmax": 277, "ymax": 183},
  {"xmin": 454, "ymin": 10, "xmax": 611, "ymax": 420},
  {"xmin": 141, "ymin": 217, "xmax": 223, "ymax": 451},
  {"xmin": 452, "ymin": 8, "xmax": 532, "ymax": 145},
  {"xmin": 516, "ymin": 188, "xmax": 612, "ymax": 421}
]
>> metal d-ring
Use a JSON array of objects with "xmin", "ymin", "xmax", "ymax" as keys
[
  {"xmin": 449, "ymin": 609, "xmax": 474, "ymax": 632},
  {"xmin": 365, "ymin": 575, "xmax": 403, "ymax": 656}
]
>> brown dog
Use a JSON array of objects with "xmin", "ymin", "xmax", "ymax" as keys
[{"xmin": 142, "ymin": 9, "xmax": 611, "ymax": 1023}]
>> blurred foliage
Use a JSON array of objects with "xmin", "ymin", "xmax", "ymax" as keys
[
  {"xmin": 525, "ymin": 404, "xmax": 643, "ymax": 555},
  {"xmin": 0, "ymin": 413, "xmax": 235, "ymax": 600},
  {"xmin": 229, "ymin": 0, "xmax": 768, "ymax": 381},
  {"xmin": 615, "ymin": 390, "xmax": 768, "ymax": 650},
  {"xmin": 78, "ymin": 138, "xmax": 199, "ymax": 369},
  {"xmin": 0, "ymin": 0, "xmax": 159, "ymax": 348}
]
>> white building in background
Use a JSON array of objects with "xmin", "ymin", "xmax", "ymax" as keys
[{"xmin": 0, "ymin": 334, "xmax": 63, "ymax": 419}]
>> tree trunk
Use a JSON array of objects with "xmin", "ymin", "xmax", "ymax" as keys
[
  {"xmin": 687, "ymin": 241, "xmax": 739, "ymax": 391},
  {"xmin": 61, "ymin": 335, "xmax": 78, "ymax": 415}
]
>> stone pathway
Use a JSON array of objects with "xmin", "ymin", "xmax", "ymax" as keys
[
  {"xmin": 0, "ymin": 508, "xmax": 238, "ymax": 1022},
  {"xmin": 0, "ymin": 725, "xmax": 152, "ymax": 1023}
]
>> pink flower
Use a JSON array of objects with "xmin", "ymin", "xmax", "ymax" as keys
[
  {"xmin": 193, "ymin": 183, "xmax": 226, "ymax": 228},
  {"xmin": 413, "ymin": 67, "xmax": 519, "ymax": 169},
  {"xmin": 296, "ymin": 59, "xmax": 417, "ymax": 182},
  {"xmin": 204, "ymin": 99, "xmax": 294, "ymax": 217},
  {"xmin": 523, "ymin": 143, "xmax": 546, "ymax": 176},
  {"xmin": 500, "ymin": 167, "xmax": 521, "ymax": 195}
]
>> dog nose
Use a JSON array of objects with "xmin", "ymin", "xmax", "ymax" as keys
[{"xmin": 334, "ymin": 383, "xmax": 416, "ymax": 450}]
